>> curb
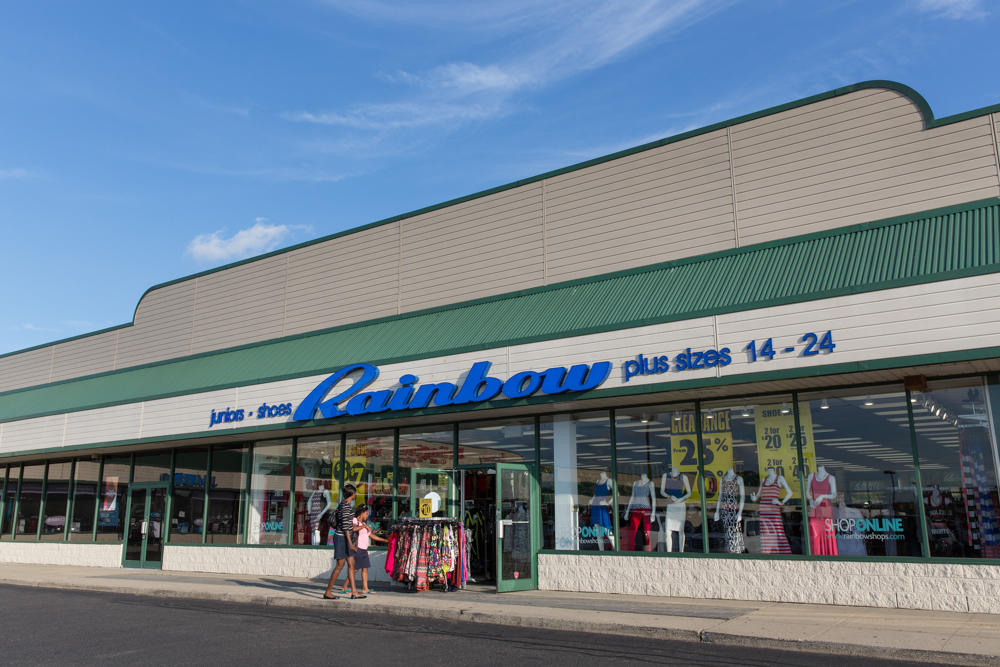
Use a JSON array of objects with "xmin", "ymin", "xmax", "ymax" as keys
[{"xmin": 1, "ymin": 578, "xmax": 992, "ymax": 665}]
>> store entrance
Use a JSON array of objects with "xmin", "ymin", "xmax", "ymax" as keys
[
  {"xmin": 407, "ymin": 465, "xmax": 538, "ymax": 591},
  {"xmin": 123, "ymin": 482, "xmax": 167, "ymax": 568}
]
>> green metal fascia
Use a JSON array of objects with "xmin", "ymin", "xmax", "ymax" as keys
[
  {"xmin": 3, "ymin": 81, "xmax": 997, "ymax": 365},
  {"xmin": 0, "ymin": 198, "xmax": 998, "ymax": 424}
]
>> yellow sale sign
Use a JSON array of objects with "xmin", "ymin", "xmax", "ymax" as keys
[
  {"xmin": 669, "ymin": 411, "xmax": 732, "ymax": 501},
  {"xmin": 753, "ymin": 404, "xmax": 816, "ymax": 498}
]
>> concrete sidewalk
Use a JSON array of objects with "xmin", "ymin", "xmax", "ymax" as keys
[{"xmin": 0, "ymin": 564, "xmax": 998, "ymax": 665}]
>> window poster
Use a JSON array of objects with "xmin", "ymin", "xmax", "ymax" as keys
[
  {"xmin": 670, "ymin": 411, "xmax": 733, "ymax": 501},
  {"xmin": 753, "ymin": 404, "xmax": 816, "ymax": 498},
  {"xmin": 98, "ymin": 477, "xmax": 119, "ymax": 527}
]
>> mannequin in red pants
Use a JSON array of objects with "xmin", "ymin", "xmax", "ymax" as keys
[{"xmin": 623, "ymin": 473, "xmax": 657, "ymax": 551}]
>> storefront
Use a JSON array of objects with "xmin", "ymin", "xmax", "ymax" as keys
[{"xmin": 2, "ymin": 81, "xmax": 1000, "ymax": 611}]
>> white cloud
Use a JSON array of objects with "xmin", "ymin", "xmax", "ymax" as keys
[
  {"xmin": 912, "ymin": 0, "xmax": 987, "ymax": 19},
  {"xmin": 287, "ymin": 1, "xmax": 731, "ymax": 133},
  {"xmin": 186, "ymin": 218, "xmax": 313, "ymax": 263},
  {"xmin": 0, "ymin": 168, "xmax": 36, "ymax": 179},
  {"xmin": 283, "ymin": 100, "xmax": 506, "ymax": 130},
  {"xmin": 8, "ymin": 323, "xmax": 58, "ymax": 333}
]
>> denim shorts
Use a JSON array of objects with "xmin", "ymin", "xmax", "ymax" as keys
[{"xmin": 333, "ymin": 533, "xmax": 352, "ymax": 561}]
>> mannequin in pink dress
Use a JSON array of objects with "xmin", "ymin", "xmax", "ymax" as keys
[{"xmin": 807, "ymin": 467, "xmax": 838, "ymax": 555}]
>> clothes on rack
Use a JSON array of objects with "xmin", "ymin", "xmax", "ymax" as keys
[{"xmin": 384, "ymin": 519, "xmax": 468, "ymax": 591}]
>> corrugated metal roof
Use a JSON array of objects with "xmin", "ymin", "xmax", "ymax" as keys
[{"xmin": 1, "ymin": 199, "xmax": 998, "ymax": 422}]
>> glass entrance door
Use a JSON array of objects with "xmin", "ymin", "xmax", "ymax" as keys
[
  {"xmin": 496, "ymin": 463, "xmax": 538, "ymax": 592},
  {"xmin": 410, "ymin": 468, "xmax": 455, "ymax": 518},
  {"xmin": 123, "ymin": 483, "xmax": 167, "ymax": 568}
]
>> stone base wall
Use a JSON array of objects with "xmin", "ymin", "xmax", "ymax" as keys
[
  {"xmin": 538, "ymin": 553, "xmax": 1000, "ymax": 614},
  {"xmin": 162, "ymin": 546, "xmax": 390, "ymax": 582},
  {"xmin": 0, "ymin": 542, "xmax": 122, "ymax": 567}
]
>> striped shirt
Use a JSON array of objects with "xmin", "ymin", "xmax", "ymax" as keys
[{"xmin": 333, "ymin": 500, "xmax": 355, "ymax": 537}]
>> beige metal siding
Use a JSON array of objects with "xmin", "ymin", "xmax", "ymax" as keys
[
  {"xmin": 399, "ymin": 182, "xmax": 544, "ymax": 311},
  {"xmin": 732, "ymin": 89, "xmax": 1000, "ymax": 245},
  {"xmin": 189, "ymin": 255, "xmax": 286, "ymax": 354},
  {"xmin": 544, "ymin": 129, "xmax": 736, "ymax": 282},
  {"xmin": 0, "ymin": 347, "xmax": 52, "ymax": 394},
  {"xmin": 116, "ymin": 280, "xmax": 196, "ymax": 370},
  {"xmin": 49, "ymin": 330, "xmax": 118, "ymax": 384},
  {"xmin": 283, "ymin": 223, "xmax": 401, "ymax": 336}
]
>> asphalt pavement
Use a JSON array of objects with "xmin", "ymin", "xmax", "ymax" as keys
[
  {"xmin": 0, "ymin": 585, "xmax": 931, "ymax": 666},
  {"xmin": 0, "ymin": 564, "xmax": 998, "ymax": 665}
]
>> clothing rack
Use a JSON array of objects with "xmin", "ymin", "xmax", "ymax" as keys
[{"xmin": 385, "ymin": 518, "xmax": 468, "ymax": 593}]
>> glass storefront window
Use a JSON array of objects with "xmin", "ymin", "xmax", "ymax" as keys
[
  {"xmin": 133, "ymin": 451, "xmax": 170, "ymax": 484},
  {"xmin": 40, "ymin": 461, "xmax": 72, "ymax": 541},
  {"xmin": 206, "ymin": 446, "xmax": 247, "ymax": 544},
  {"xmin": 2, "ymin": 466, "xmax": 20, "ymax": 538},
  {"xmin": 913, "ymin": 378, "xmax": 1000, "ymax": 559},
  {"xmin": 458, "ymin": 419, "xmax": 535, "ymax": 466},
  {"xmin": 70, "ymin": 460, "xmax": 100, "ymax": 541},
  {"xmin": 97, "ymin": 456, "xmax": 130, "ymax": 542},
  {"xmin": 294, "ymin": 437, "xmax": 339, "ymax": 546},
  {"xmin": 540, "ymin": 411, "xmax": 612, "ymax": 551},
  {"xmin": 697, "ymin": 398, "xmax": 804, "ymax": 555},
  {"xmin": 248, "ymin": 440, "xmax": 293, "ymax": 545},
  {"xmin": 16, "ymin": 464, "xmax": 45, "ymax": 539},
  {"xmin": 397, "ymin": 427, "xmax": 454, "ymax": 518},
  {"xmin": 169, "ymin": 449, "xmax": 207, "ymax": 544},
  {"xmin": 800, "ymin": 386, "xmax": 922, "ymax": 557},
  {"xmin": 345, "ymin": 431, "xmax": 394, "ymax": 537},
  {"xmin": 615, "ymin": 405, "xmax": 702, "ymax": 553}
]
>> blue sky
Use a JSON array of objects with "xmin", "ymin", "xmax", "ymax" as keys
[{"xmin": 1, "ymin": 0, "xmax": 998, "ymax": 355}]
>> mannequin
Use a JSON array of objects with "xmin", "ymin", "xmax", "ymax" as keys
[
  {"xmin": 714, "ymin": 468, "xmax": 745, "ymax": 553},
  {"xmin": 624, "ymin": 473, "xmax": 657, "ymax": 551},
  {"xmin": 588, "ymin": 471, "xmax": 615, "ymax": 550},
  {"xmin": 308, "ymin": 483, "xmax": 333, "ymax": 545},
  {"xmin": 806, "ymin": 466, "xmax": 838, "ymax": 555},
  {"xmin": 751, "ymin": 467, "xmax": 792, "ymax": 554},
  {"xmin": 659, "ymin": 466, "xmax": 691, "ymax": 552}
]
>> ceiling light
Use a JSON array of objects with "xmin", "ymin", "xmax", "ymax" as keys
[
  {"xmin": 864, "ymin": 396, "xmax": 874, "ymax": 407},
  {"xmin": 820, "ymin": 398, "xmax": 830, "ymax": 410},
  {"xmin": 741, "ymin": 406, "xmax": 751, "ymax": 418},
  {"xmin": 780, "ymin": 402, "xmax": 790, "ymax": 415},
  {"xmin": 640, "ymin": 413, "xmax": 650, "ymax": 424}
]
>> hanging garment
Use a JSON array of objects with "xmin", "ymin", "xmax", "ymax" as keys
[
  {"xmin": 385, "ymin": 532, "xmax": 398, "ymax": 576},
  {"xmin": 757, "ymin": 479, "xmax": 791, "ymax": 554},
  {"xmin": 809, "ymin": 474, "xmax": 838, "ymax": 556},
  {"xmin": 719, "ymin": 475, "xmax": 745, "ymax": 554}
]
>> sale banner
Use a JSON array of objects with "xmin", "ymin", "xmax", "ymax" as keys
[
  {"xmin": 669, "ymin": 411, "xmax": 733, "ymax": 501},
  {"xmin": 753, "ymin": 404, "xmax": 816, "ymax": 498}
]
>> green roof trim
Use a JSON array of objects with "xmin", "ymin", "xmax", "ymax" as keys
[
  {"xmin": 3, "ymin": 80, "xmax": 998, "ymax": 362},
  {"xmin": 1, "ymin": 197, "xmax": 998, "ymax": 423}
]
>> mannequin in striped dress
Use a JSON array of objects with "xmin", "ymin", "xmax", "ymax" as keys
[{"xmin": 752, "ymin": 468, "xmax": 792, "ymax": 554}]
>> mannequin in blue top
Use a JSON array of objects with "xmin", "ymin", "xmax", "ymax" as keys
[{"xmin": 588, "ymin": 471, "xmax": 615, "ymax": 550}]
